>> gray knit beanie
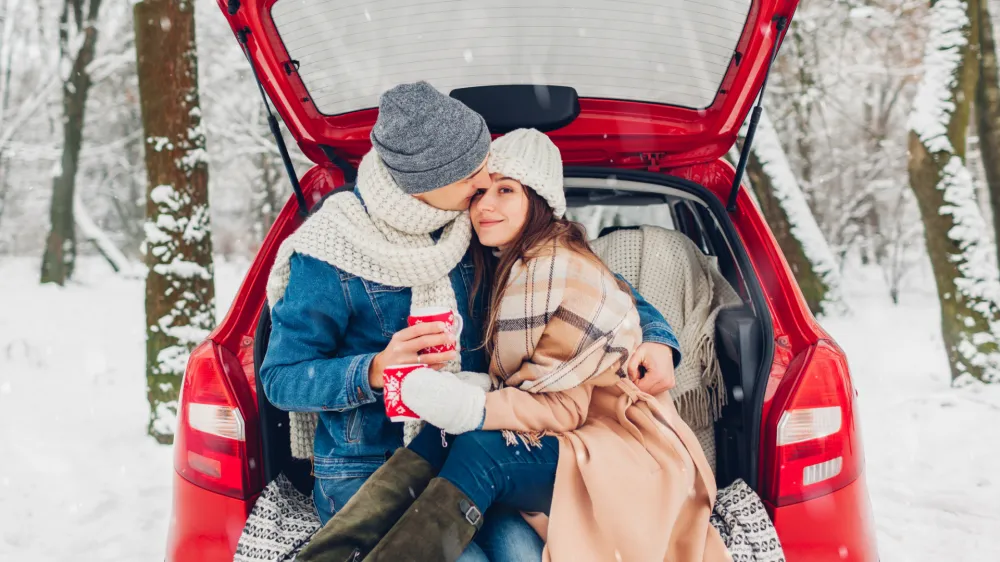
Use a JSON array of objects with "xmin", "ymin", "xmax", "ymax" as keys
[{"xmin": 370, "ymin": 81, "xmax": 491, "ymax": 194}]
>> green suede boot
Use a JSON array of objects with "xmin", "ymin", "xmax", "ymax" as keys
[
  {"xmin": 364, "ymin": 478, "xmax": 484, "ymax": 562},
  {"xmin": 297, "ymin": 448, "xmax": 436, "ymax": 562}
]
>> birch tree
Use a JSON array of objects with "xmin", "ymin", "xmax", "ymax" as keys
[
  {"xmin": 134, "ymin": 0, "xmax": 215, "ymax": 443},
  {"xmin": 40, "ymin": 0, "xmax": 103, "ymax": 285},
  {"xmin": 908, "ymin": 0, "xmax": 1000, "ymax": 383}
]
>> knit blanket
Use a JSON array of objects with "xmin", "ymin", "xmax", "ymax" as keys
[
  {"xmin": 592, "ymin": 226, "xmax": 743, "ymax": 430},
  {"xmin": 234, "ymin": 475, "xmax": 782, "ymax": 562},
  {"xmin": 710, "ymin": 479, "xmax": 786, "ymax": 562},
  {"xmin": 266, "ymin": 150, "xmax": 472, "ymax": 457}
]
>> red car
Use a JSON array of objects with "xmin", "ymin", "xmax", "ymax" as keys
[{"xmin": 167, "ymin": 0, "xmax": 878, "ymax": 560}]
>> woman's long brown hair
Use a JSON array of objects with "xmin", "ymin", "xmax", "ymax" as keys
[{"xmin": 469, "ymin": 185, "xmax": 633, "ymax": 359}]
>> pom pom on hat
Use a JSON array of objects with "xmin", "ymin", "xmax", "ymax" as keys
[{"xmin": 488, "ymin": 129, "xmax": 566, "ymax": 218}]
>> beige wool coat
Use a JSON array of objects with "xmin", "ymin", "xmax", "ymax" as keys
[{"xmin": 480, "ymin": 242, "xmax": 728, "ymax": 562}]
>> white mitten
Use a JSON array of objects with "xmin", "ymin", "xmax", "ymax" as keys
[
  {"xmin": 402, "ymin": 368, "xmax": 486, "ymax": 434},
  {"xmin": 453, "ymin": 371, "xmax": 494, "ymax": 393}
]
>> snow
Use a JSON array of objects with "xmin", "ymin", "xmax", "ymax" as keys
[
  {"xmin": 1, "ymin": 256, "xmax": 999, "ymax": 560},
  {"xmin": 147, "ymin": 137, "xmax": 174, "ymax": 153},
  {"xmin": 907, "ymin": 0, "xmax": 969, "ymax": 153},
  {"xmin": 0, "ymin": 256, "xmax": 246, "ymax": 561},
  {"xmin": 149, "ymin": 184, "xmax": 181, "ymax": 210},
  {"xmin": 152, "ymin": 258, "xmax": 213, "ymax": 280},
  {"xmin": 824, "ymin": 263, "xmax": 1000, "ymax": 559}
]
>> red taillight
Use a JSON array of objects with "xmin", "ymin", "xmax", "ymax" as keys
[
  {"xmin": 761, "ymin": 340, "xmax": 863, "ymax": 506},
  {"xmin": 174, "ymin": 341, "xmax": 263, "ymax": 499}
]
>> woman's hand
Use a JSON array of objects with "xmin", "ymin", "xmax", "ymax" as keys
[
  {"xmin": 401, "ymin": 368, "xmax": 486, "ymax": 434},
  {"xmin": 628, "ymin": 342, "xmax": 676, "ymax": 395},
  {"xmin": 368, "ymin": 322, "xmax": 457, "ymax": 389}
]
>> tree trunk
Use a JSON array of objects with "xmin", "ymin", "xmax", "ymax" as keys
[
  {"xmin": 976, "ymin": 0, "xmax": 1000, "ymax": 267},
  {"xmin": 40, "ymin": 0, "xmax": 103, "ymax": 285},
  {"xmin": 135, "ymin": 0, "xmax": 215, "ymax": 443},
  {"xmin": 909, "ymin": 0, "xmax": 1000, "ymax": 383},
  {"xmin": 744, "ymin": 110, "xmax": 843, "ymax": 317}
]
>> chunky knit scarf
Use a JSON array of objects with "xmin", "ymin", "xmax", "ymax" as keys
[{"xmin": 267, "ymin": 150, "xmax": 472, "ymax": 458}]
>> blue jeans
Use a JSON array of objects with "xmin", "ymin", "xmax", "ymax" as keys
[
  {"xmin": 458, "ymin": 506, "xmax": 545, "ymax": 562},
  {"xmin": 408, "ymin": 426, "xmax": 560, "ymax": 522}
]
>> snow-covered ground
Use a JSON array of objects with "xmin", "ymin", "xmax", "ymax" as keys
[
  {"xmin": 824, "ymin": 264, "xmax": 1000, "ymax": 561},
  {"xmin": 0, "ymin": 257, "xmax": 247, "ymax": 561},
  {"xmin": 1, "ymin": 256, "xmax": 998, "ymax": 560}
]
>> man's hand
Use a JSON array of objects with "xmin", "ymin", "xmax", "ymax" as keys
[
  {"xmin": 627, "ymin": 342, "xmax": 676, "ymax": 395},
  {"xmin": 368, "ymin": 322, "xmax": 457, "ymax": 389}
]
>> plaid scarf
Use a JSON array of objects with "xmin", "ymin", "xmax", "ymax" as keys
[{"xmin": 488, "ymin": 241, "xmax": 642, "ymax": 447}]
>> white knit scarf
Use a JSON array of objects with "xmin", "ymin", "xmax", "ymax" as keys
[{"xmin": 267, "ymin": 150, "xmax": 472, "ymax": 458}]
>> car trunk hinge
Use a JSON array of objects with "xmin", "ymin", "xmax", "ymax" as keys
[
  {"xmin": 236, "ymin": 27, "xmax": 311, "ymax": 217},
  {"xmin": 726, "ymin": 15, "xmax": 788, "ymax": 213}
]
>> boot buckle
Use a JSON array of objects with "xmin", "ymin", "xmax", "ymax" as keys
[{"xmin": 459, "ymin": 499, "xmax": 483, "ymax": 528}]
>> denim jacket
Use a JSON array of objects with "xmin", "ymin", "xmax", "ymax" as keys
[{"xmin": 261, "ymin": 250, "xmax": 681, "ymax": 485}]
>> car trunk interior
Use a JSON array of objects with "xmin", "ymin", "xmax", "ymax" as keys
[{"xmin": 252, "ymin": 168, "xmax": 774, "ymax": 499}]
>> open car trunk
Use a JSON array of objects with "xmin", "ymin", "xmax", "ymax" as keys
[
  {"xmin": 252, "ymin": 168, "xmax": 774, "ymax": 497},
  {"xmin": 219, "ymin": 0, "xmax": 797, "ymax": 168}
]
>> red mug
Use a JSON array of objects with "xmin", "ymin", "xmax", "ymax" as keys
[
  {"xmin": 383, "ymin": 364, "xmax": 424, "ymax": 422},
  {"xmin": 407, "ymin": 307, "xmax": 463, "ymax": 354}
]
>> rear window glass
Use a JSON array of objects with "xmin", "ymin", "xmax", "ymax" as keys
[
  {"xmin": 567, "ymin": 204, "xmax": 676, "ymax": 239},
  {"xmin": 271, "ymin": 0, "xmax": 753, "ymax": 115}
]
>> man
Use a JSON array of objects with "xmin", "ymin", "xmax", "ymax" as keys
[{"xmin": 261, "ymin": 82, "xmax": 680, "ymax": 561}]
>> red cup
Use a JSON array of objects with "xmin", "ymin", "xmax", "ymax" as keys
[
  {"xmin": 383, "ymin": 364, "xmax": 424, "ymax": 422},
  {"xmin": 407, "ymin": 306, "xmax": 463, "ymax": 354}
]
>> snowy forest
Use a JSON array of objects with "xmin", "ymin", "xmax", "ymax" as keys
[{"xmin": 2, "ymin": 0, "xmax": 1000, "ymax": 560}]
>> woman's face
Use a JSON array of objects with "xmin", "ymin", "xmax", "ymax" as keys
[{"xmin": 470, "ymin": 173, "xmax": 530, "ymax": 248}]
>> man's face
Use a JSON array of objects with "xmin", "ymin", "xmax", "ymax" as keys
[{"xmin": 414, "ymin": 157, "xmax": 492, "ymax": 211}]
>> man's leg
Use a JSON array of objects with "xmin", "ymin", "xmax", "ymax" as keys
[
  {"xmin": 455, "ymin": 540, "xmax": 489, "ymax": 562},
  {"xmin": 475, "ymin": 506, "xmax": 545, "ymax": 562},
  {"xmin": 297, "ymin": 447, "xmax": 436, "ymax": 562}
]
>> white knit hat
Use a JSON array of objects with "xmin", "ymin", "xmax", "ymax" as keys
[{"xmin": 487, "ymin": 128, "xmax": 566, "ymax": 218}]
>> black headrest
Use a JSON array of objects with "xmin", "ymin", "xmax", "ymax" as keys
[{"xmin": 450, "ymin": 85, "xmax": 580, "ymax": 134}]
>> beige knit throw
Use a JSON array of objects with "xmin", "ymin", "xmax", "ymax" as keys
[
  {"xmin": 267, "ymin": 150, "xmax": 471, "ymax": 458},
  {"xmin": 592, "ymin": 226, "xmax": 742, "ymax": 430}
]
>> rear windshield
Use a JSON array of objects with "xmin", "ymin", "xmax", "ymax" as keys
[{"xmin": 271, "ymin": 0, "xmax": 753, "ymax": 115}]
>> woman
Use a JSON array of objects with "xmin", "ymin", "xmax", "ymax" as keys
[{"xmin": 300, "ymin": 129, "xmax": 726, "ymax": 562}]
